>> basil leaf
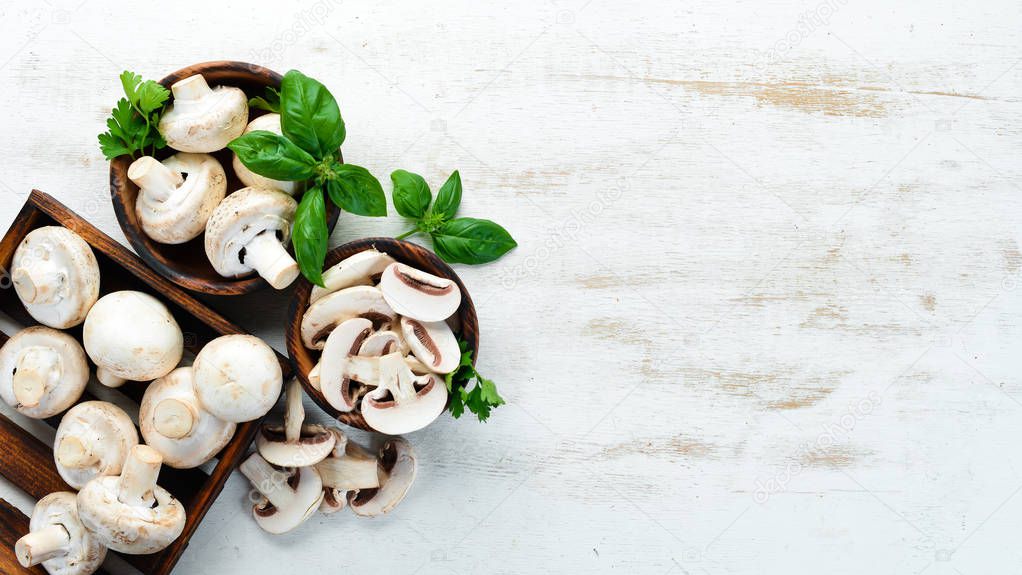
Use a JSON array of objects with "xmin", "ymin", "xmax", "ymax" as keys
[
  {"xmin": 249, "ymin": 87, "xmax": 281, "ymax": 113},
  {"xmin": 390, "ymin": 169, "xmax": 431, "ymax": 219},
  {"xmin": 432, "ymin": 217, "xmax": 517, "ymax": 264},
  {"xmin": 327, "ymin": 164, "xmax": 387, "ymax": 217},
  {"xmin": 279, "ymin": 70, "xmax": 345, "ymax": 158},
  {"xmin": 228, "ymin": 130, "xmax": 316, "ymax": 181},
  {"xmin": 293, "ymin": 186, "xmax": 329, "ymax": 287},
  {"xmin": 431, "ymin": 170, "xmax": 462, "ymax": 221}
]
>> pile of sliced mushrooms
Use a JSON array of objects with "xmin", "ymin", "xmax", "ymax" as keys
[{"xmin": 128, "ymin": 73, "xmax": 302, "ymax": 289}]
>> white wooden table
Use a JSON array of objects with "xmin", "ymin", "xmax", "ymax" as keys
[{"xmin": 1, "ymin": 0, "xmax": 1020, "ymax": 573}]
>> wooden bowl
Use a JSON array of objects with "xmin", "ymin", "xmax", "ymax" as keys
[
  {"xmin": 286, "ymin": 238, "xmax": 479, "ymax": 430},
  {"xmin": 110, "ymin": 61, "xmax": 340, "ymax": 295}
]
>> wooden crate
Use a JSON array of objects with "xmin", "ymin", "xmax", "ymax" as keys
[{"xmin": 0, "ymin": 190, "xmax": 286, "ymax": 574}]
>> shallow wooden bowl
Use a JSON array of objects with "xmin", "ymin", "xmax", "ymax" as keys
[
  {"xmin": 110, "ymin": 61, "xmax": 340, "ymax": 295},
  {"xmin": 286, "ymin": 238, "xmax": 479, "ymax": 430}
]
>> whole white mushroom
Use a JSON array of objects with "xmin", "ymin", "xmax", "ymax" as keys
[
  {"xmin": 11, "ymin": 226, "xmax": 99, "ymax": 329},
  {"xmin": 127, "ymin": 153, "xmax": 227, "ymax": 244},
  {"xmin": 158, "ymin": 74, "xmax": 248, "ymax": 153}
]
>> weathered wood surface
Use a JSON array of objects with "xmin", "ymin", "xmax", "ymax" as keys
[{"xmin": 1, "ymin": 0, "xmax": 1020, "ymax": 573}]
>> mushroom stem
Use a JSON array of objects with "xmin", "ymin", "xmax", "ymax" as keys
[
  {"xmin": 55, "ymin": 435, "xmax": 99, "ymax": 469},
  {"xmin": 12, "ymin": 264, "xmax": 63, "ymax": 304},
  {"xmin": 127, "ymin": 156, "xmax": 184, "ymax": 203},
  {"xmin": 12, "ymin": 348, "xmax": 58, "ymax": 408},
  {"xmin": 283, "ymin": 378, "xmax": 304, "ymax": 444},
  {"xmin": 315, "ymin": 443, "xmax": 381, "ymax": 490},
  {"xmin": 15, "ymin": 524, "xmax": 69, "ymax": 567},
  {"xmin": 243, "ymin": 231, "xmax": 299, "ymax": 290},
  {"xmin": 96, "ymin": 367, "xmax": 126, "ymax": 388},
  {"xmin": 239, "ymin": 453, "xmax": 294, "ymax": 511},
  {"xmin": 117, "ymin": 445, "xmax": 162, "ymax": 507},
  {"xmin": 153, "ymin": 397, "xmax": 198, "ymax": 439},
  {"xmin": 171, "ymin": 74, "xmax": 213, "ymax": 101}
]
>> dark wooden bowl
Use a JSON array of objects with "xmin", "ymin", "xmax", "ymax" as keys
[
  {"xmin": 110, "ymin": 61, "xmax": 340, "ymax": 295},
  {"xmin": 286, "ymin": 238, "xmax": 479, "ymax": 430}
]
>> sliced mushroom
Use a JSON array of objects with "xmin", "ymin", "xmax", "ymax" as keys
[
  {"xmin": 140, "ymin": 367, "xmax": 236, "ymax": 469},
  {"xmin": 239, "ymin": 452, "xmax": 323, "ymax": 534},
  {"xmin": 309, "ymin": 249, "xmax": 396, "ymax": 304},
  {"xmin": 300, "ymin": 286, "xmax": 396, "ymax": 350},
  {"xmin": 128, "ymin": 153, "xmax": 227, "ymax": 244},
  {"xmin": 192, "ymin": 334, "xmax": 282, "ymax": 423},
  {"xmin": 54, "ymin": 401, "xmax": 138, "ymax": 490},
  {"xmin": 231, "ymin": 113, "xmax": 298, "ymax": 195},
  {"xmin": 361, "ymin": 352, "xmax": 447, "ymax": 435},
  {"xmin": 315, "ymin": 428, "xmax": 352, "ymax": 514},
  {"xmin": 205, "ymin": 187, "xmax": 299, "ymax": 289},
  {"xmin": 76, "ymin": 445, "xmax": 186, "ymax": 554},
  {"xmin": 158, "ymin": 74, "xmax": 248, "ymax": 153},
  {"xmin": 82, "ymin": 291, "xmax": 183, "ymax": 388},
  {"xmin": 15, "ymin": 491, "xmax": 106, "ymax": 575},
  {"xmin": 319, "ymin": 318, "xmax": 374, "ymax": 412},
  {"xmin": 0, "ymin": 326, "xmax": 89, "ymax": 419},
  {"xmin": 308, "ymin": 361, "xmax": 322, "ymax": 392},
  {"xmin": 314, "ymin": 433, "xmax": 379, "ymax": 513},
  {"xmin": 359, "ymin": 330, "xmax": 408, "ymax": 357},
  {"xmin": 379, "ymin": 262, "xmax": 461, "ymax": 322},
  {"xmin": 400, "ymin": 316, "xmax": 460, "ymax": 374},
  {"xmin": 12, "ymin": 226, "xmax": 99, "ymax": 329},
  {"xmin": 346, "ymin": 437, "xmax": 417, "ymax": 517},
  {"xmin": 256, "ymin": 379, "xmax": 335, "ymax": 467}
]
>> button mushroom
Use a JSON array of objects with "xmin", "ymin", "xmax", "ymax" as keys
[
  {"xmin": 76, "ymin": 445, "xmax": 185, "ymax": 555},
  {"xmin": 14, "ymin": 491, "xmax": 106, "ymax": 575},
  {"xmin": 11, "ymin": 226, "xmax": 99, "ymax": 329},
  {"xmin": 140, "ymin": 367, "xmax": 236, "ymax": 469},
  {"xmin": 361, "ymin": 352, "xmax": 447, "ymax": 435},
  {"xmin": 54, "ymin": 401, "xmax": 138, "ymax": 490},
  {"xmin": 82, "ymin": 291, "xmax": 183, "ymax": 388},
  {"xmin": 256, "ymin": 378, "xmax": 335, "ymax": 468},
  {"xmin": 300, "ymin": 286, "xmax": 397, "ymax": 350},
  {"xmin": 400, "ymin": 316, "xmax": 461, "ymax": 374},
  {"xmin": 319, "ymin": 317, "xmax": 374, "ymax": 412},
  {"xmin": 0, "ymin": 326, "xmax": 89, "ymax": 419},
  {"xmin": 127, "ymin": 153, "xmax": 227, "ymax": 244},
  {"xmin": 316, "ymin": 436, "xmax": 417, "ymax": 517},
  {"xmin": 239, "ymin": 452, "xmax": 323, "ymax": 534},
  {"xmin": 309, "ymin": 249, "xmax": 396, "ymax": 304},
  {"xmin": 158, "ymin": 74, "xmax": 248, "ymax": 153},
  {"xmin": 192, "ymin": 334, "xmax": 282, "ymax": 423},
  {"xmin": 204, "ymin": 187, "xmax": 299, "ymax": 289},
  {"xmin": 379, "ymin": 262, "xmax": 461, "ymax": 322},
  {"xmin": 231, "ymin": 113, "xmax": 298, "ymax": 195}
]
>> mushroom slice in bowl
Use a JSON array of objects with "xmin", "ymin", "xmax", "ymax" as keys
[
  {"xmin": 309, "ymin": 249, "xmax": 396, "ymax": 304},
  {"xmin": 256, "ymin": 379, "xmax": 336, "ymax": 468},
  {"xmin": 0, "ymin": 326, "xmax": 90, "ymax": 419},
  {"xmin": 11, "ymin": 226, "xmax": 100, "ymax": 329},
  {"xmin": 128, "ymin": 153, "xmax": 227, "ymax": 244},
  {"xmin": 379, "ymin": 262, "xmax": 462, "ymax": 322},
  {"xmin": 15, "ymin": 491, "xmax": 107, "ymax": 575},
  {"xmin": 318, "ymin": 318, "xmax": 376, "ymax": 413},
  {"xmin": 400, "ymin": 316, "xmax": 461, "ymax": 374},
  {"xmin": 54, "ymin": 401, "xmax": 139, "ymax": 490},
  {"xmin": 361, "ymin": 352, "xmax": 447, "ymax": 435},
  {"xmin": 300, "ymin": 286, "xmax": 396, "ymax": 350},
  {"xmin": 358, "ymin": 329, "xmax": 407, "ymax": 357}
]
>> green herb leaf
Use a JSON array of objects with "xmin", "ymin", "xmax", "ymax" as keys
[
  {"xmin": 136, "ymin": 81, "xmax": 170, "ymax": 115},
  {"xmin": 279, "ymin": 70, "xmax": 345, "ymax": 158},
  {"xmin": 432, "ymin": 217, "xmax": 517, "ymax": 265},
  {"xmin": 228, "ymin": 130, "xmax": 317, "ymax": 181},
  {"xmin": 327, "ymin": 164, "xmax": 387, "ymax": 217},
  {"xmin": 293, "ymin": 185, "xmax": 329, "ymax": 286},
  {"xmin": 99, "ymin": 72, "xmax": 170, "ymax": 160},
  {"xmin": 390, "ymin": 169, "xmax": 432, "ymax": 219},
  {"xmin": 249, "ymin": 87, "xmax": 281, "ymax": 113},
  {"xmin": 431, "ymin": 170, "xmax": 462, "ymax": 221},
  {"xmin": 444, "ymin": 339, "xmax": 504, "ymax": 421}
]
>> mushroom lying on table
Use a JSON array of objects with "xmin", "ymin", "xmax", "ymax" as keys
[
  {"xmin": 54, "ymin": 401, "xmax": 138, "ymax": 490},
  {"xmin": 82, "ymin": 290, "xmax": 183, "ymax": 388},
  {"xmin": 11, "ymin": 226, "xmax": 99, "ymax": 329},
  {"xmin": 204, "ymin": 187, "xmax": 299, "ymax": 289},
  {"xmin": 0, "ymin": 326, "xmax": 89, "ymax": 419},
  {"xmin": 239, "ymin": 452, "xmax": 323, "ymax": 534},
  {"xmin": 231, "ymin": 113, "xmax": 298, "ymax": 195},
  {"xmin": 77, "ymin": 445, "xmax": 185, "ymax": 555},
  {"xmin": 127, "ymin": 153, "xmax": 227, "ymax": 244},
  {"xmin": 193, "ymin": 334, "xmax": 282, "ymax": 423},
  {"xmin": 315, "ymin": 432, "xmax": 417, "ymax": 517},
  {"xmin": 15, "ymin": 491, "xmax": 106, "ymax": 575},
  {"xmin": 140, "ymin": 367, "xmax": 236, "ymax": 469},
  {"xmin": 256, "ymin": 378, "xmax": 335, "ymax": 468},
  {"xmin": 158, "ymin": 74, "xmax": 248, "ymax": 153}
]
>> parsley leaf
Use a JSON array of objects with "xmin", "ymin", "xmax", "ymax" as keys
[
  {"xmin": 444, "ymin": 339, "xmax": 505, "ymax": 422},
  {"xmin": 98, "ymin": 71, "xmax": 171, "ymax": 160}
]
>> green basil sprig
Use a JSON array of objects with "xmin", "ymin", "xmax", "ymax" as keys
[
  {"xmin": 391, "ymin": 170, "xmax": 517, "ymax": 264},
  {"xmin": 228, "ymin": 70, "xmax": 386, "ymax": 286}
]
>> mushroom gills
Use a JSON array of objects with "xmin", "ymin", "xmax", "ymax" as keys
[
  {"xmin": 400, "ymin": 316, "xmax": 461, "ymax": 374},
  {"xmin": 379, "ymin": 262, "xmax": 462, "ymax": 322},
  {"xmin": 300, "ymin": 285, "xmax": 396, "ymax": 350}
]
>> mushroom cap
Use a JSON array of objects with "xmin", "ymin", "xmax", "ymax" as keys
[
  {"xmin": 257, "ymin": 423, "xmax": 336, "ymax": 468},
  {"xmin": 132, "ymin": 153, "xmax": 227, "ymax": 244},
  {"xmin": 300, "ymin": 285, "xmax": 397, "ymax": 350},
  {"xmin": 158, "ymin": 74, "xmax": 248, "ymax": 153},
  {"xmin": 400, "ymin": 316, "xmax": 461, "ymax": 374},
  {"xmin": 361, "ymin": 353, "xmax": 448, "ymax": 435},
  {"xmin": 12, "ymin": 226, "xmax": 99, "ymax": 329},
  {"xmin": 348, "ymin": 438, "xmax": 417, "ymax": 517},
  {"xmin": 241, "ymin": 454, "xmax": 324, "ymax": 534},
  {"xmin": 309, "ymin": 249, "xmax": 397, "ymax": 304},
  {"xmin": 319, "ymin": 318, "xmax": 374, "ymax": 412},
  {"xmin": 76, "ymin": 474, "xmax": 185, "ymax": 555},
  {"xmin": 140, "ymin": 367, "xmax": 237, "ymax": 469},
  {"xmin": 0, "ymin": 326, "xmax": 89, "ymax": 419},
  {"xmin": 18, "ymin": 491, "xmax": 107, "ymax": 575},
  {"xmin": 204, "ymin": 187, "xmax": 297, "ymax": 278},
  {"xmin": 379, "ymin": 262, "xmax": 462, "ymax": 322},
  {"xmin": 193, "ymin": 334, "xmax": 282, "ymax": 423},
  {"xmin": 82, "ymin": 291, "xmax": 183, "ymax": 383},
  {"xmin": 231, "ymin": 114, "xmax": 299, "ymax": 195},
  {"xmin": 54, "ymin": 401, "xmax": 139, "ymax": 489}
]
